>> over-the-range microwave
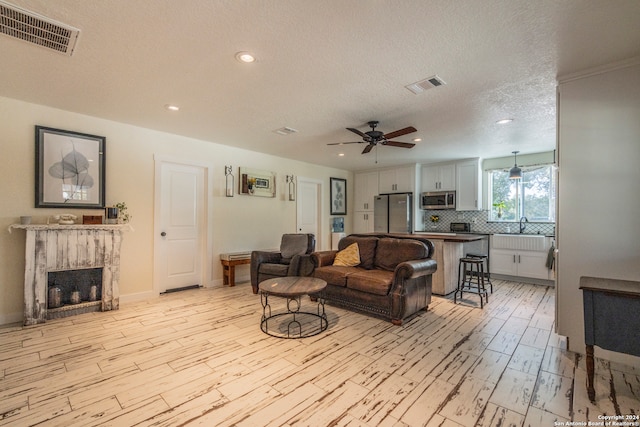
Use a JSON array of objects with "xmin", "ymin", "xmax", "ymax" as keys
[{"xmin": 421, "ymin": 191, "xmax": 456, "ymax": 210}]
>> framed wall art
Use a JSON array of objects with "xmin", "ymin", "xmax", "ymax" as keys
[
  {"xmin": 35, "ymin": 126, "xmax": 106, "ymax": 208},
  {"xmin": 238, "ymin": 167, "xmax": 275, "ymax": 197},
  {"xmin": 330, "ymin": 177, "xmax": 347, "ymax": 215}
]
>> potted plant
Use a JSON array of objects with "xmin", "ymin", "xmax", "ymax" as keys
[
  {"xmin": 493, "ymin": 200, "xmax": 506, "ymax": 219},
  {"xmin": 114, "ymin": 202, "xmax": 131, "ymax": 223}
]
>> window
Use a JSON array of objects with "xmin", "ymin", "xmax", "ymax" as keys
[{"xmin": 488, "ymin": 165, "xmax": 556, "ymax": 222}]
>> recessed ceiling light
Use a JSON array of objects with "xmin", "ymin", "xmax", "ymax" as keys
[
  {"xmin": 165, "ymin": 104, "xmax": 180, "ymax": 111},
  {"xmin": 235, "ymin": 51, "xmax": 255, "ymax": 63},
  {"xmin": 412, "ymin": 137, "xmax": 422, "ymax": 142},
  {"xmin": 338, "ymin": 153, "xmax": 345, "ymax": 157},
  {"xmin": 496, "ymin": 118, "xmax": 513, "ymax": 124}
]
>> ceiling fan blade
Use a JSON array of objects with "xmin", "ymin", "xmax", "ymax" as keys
[
  {"xmin": 383, "ymin": 126, "xmax": 417, "ymax": 140},
  {"xmin": 362, "ymin": 144, "xmax": 374, "ymax": 154},
  {"xmin": 384, "ymin": 141, "xmax": 415, "ymax": 149},
  {"xmin": 346, "ymin": 127, "xmax": 367, "ymax": 138},
  {"xmin": 327, "ymin": 141, "xmax": 361, "ymax": 146}
]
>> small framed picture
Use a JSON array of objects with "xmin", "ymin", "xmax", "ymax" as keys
[
  {"xmin": 330, "ymin": 177, "xmax": 347, "ymax": 215},
  {"xmin": 35, "ymin": 126, "xmax": 106, "ymax": 208}
]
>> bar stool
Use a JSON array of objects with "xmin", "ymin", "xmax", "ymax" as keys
[
  {"xmin": 465, "ymin": 252, "xmax": 493, "ymax": 293},
  {"xmin": 455, "ymin": 257, "xmax": 489, "ymax": 308}
]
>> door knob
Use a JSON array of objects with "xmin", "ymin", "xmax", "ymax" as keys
[{"xmin": 161, "ymin": 232, "xmax": 166, "ymax": 237}]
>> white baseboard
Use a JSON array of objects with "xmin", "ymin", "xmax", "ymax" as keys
[
  {"xmin": 119, "ymin": 290, "xmax": 157, "ymax": 304},
  {"xmin": 492, "ymin": 274, "xmax": 554, "ymax": 287},
  {"xmin": 0, "ymin": 312, "xmax": 23, "ymax": 326},
  {"xmin": 207, "ymin": 274, "xmax": 250, "ymax": 288}
]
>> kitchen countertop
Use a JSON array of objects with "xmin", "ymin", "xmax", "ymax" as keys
[{"xmin": 391, "ymin": 232, "xmax": 487, "ymax": 242}]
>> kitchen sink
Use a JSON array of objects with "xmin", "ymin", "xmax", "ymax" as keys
[{"xmin": 492, "ymin": 234, "xmax": 548, "ymax": 251}]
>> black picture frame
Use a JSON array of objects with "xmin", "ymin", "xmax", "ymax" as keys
[
  {"xmin": 330, "ymin": 177, "xmax": 347, "ymax": 215},
  {"xmin": 35, "ymin": 126, "xmax": 106, "ymax": 208}
]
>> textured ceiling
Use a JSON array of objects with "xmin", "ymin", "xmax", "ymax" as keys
[{"xmin": 1, "ymin": 0, "xmax": 639, "ymax": 171}]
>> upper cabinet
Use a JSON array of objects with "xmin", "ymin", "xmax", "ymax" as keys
[
  {"xmin": 353, "ymin": 171, "xmax": 379, "ymax": 211},
  {"xmin": 456, "ymin": 158, "xmax": 482, "ymax": 211},
  {"xmin": 422, "ymin": 163, "xmax": 455, "ymax": 192},
  {"xmin": 420, "ymin": 159, "xmax": 482, "ymax": 211},
  {"xmin": 378, "ymin": 166, "xmax": 415, "ymax": 193}
]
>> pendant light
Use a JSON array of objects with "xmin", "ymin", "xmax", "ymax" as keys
[{"xmin": 509, "ymin": 151, "xmax": 522, "ymax": 179}]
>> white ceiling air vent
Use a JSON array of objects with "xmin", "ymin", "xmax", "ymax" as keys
[
  {"xmin": 273, "ymin": 127, "xmax": 298, "ymax": 135},
  {"xmin": 0, "ymin": 1, "xmax": 80, "ymax": 56},
  {"xmin": 405, "ymin": 75, "xmax": 446, "ymax": 95}
]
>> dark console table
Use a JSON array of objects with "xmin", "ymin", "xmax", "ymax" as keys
[{"xmin": 579, "ymin": 276, "xmax": 640, "ymax": 401}]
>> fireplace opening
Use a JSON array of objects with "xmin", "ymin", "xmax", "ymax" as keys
[{"xmin": 47, "ymin": 268, "xmax": 103, "ymax": 319}]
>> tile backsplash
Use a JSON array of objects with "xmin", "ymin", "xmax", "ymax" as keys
[{"xmin": 422, "ymin": 210, "xmax": 555, "ymax": 236}]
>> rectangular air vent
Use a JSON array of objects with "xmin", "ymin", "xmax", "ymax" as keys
[
  {"xmin": 405, "ymin": 75, "xmax": 446, "ymax": 95},
  {"xmin": 0, "ymin": 1, "xmax": 80, "ymax": 56}
]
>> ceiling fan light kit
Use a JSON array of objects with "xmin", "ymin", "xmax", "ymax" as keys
[{"xmin": 328, "ymin": 121, "xmax": 417, "ymax": 154}]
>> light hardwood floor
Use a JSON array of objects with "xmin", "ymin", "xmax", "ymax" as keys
[{"xmin": 1, "ymin": 280, "xmax": 638, "ymax": 426}]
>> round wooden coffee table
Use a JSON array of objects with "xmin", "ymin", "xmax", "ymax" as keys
[{"xmin": 258, "ymin": 276, "xmax": 328, "ymax": 338}]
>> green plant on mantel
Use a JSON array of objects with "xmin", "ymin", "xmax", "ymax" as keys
[{"xmin": 114, "ymin": 202, "xmax": 131, "ymax": 223}]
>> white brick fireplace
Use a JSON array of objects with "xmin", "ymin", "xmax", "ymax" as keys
[{"xmin": 11, "ymin": 224, "xmax": 128, "ymax": 325}]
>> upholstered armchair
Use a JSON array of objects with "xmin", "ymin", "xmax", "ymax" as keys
[{"xmin": 250, "ymin": 233, "xmax": 316, "ymax": 294}]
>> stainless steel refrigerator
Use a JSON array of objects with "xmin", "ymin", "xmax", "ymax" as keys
[{"xmin": 374, "ymin": 193, "xmax": 413, "ymax": 233}]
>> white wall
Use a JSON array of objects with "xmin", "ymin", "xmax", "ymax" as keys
[
  {"xmin": 557, "ymin": 59, "xmax": 640, "ymax": 365},
  {"xmin": 0, "ymin": 96, "xmax": 351, "ymax": 325}
]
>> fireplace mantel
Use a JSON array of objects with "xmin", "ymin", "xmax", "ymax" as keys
[
  {"xmin": 9, "ymin": 224, "xmax": 132, "ymax": 232},
  {"xmin": 10, "ymin": 224, "xmax": 130, "ymax": 325}
]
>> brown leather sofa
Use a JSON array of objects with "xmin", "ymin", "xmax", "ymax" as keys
[
  {"xmin": 311, "ymin": 234, "xmax": 437, "ymax": 325},
  {"xmin": 250, "ymin": 233, "xmax": 316, "ymax": 294}
]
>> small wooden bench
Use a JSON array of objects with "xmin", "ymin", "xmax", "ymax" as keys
[{"xmin": 220, "ymin": 252, "xmax": 252, "ymax": 286}]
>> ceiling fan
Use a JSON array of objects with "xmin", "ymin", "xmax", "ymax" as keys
[{"xmin": 328, "ymin": 121, "xmax": 417, "ymax": 154}]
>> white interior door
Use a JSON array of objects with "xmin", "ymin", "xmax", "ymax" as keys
[
  {"xmin": 297, "ymin": 178, "xmax": 321, "ymax": 245},
  {"xmin": 155, "ymin": 161, "xmax": 205, "ymax": 293}
]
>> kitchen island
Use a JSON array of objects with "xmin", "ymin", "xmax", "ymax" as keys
[{"xmin": 390, "ymin": 232, "xmax": 488, "ymax": 295}]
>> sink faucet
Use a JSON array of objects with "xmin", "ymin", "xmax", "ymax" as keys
[{"xmin": 519, "ymin": 216, "xmax": 529, "ymax": 233}]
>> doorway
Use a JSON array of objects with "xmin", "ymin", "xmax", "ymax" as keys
[
  {"xmin": 154, "ymin": 158, "xmax": 209, "ymax": 293},
  {"xmin": 296, "ymin": 177, "xmax": 322, "ymax": 249}
]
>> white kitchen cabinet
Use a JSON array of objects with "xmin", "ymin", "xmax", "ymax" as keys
[
  {"xmin": 353, "ymin": 211, "xmax": 374, "ymax": 233},
  {"xmin": 491, "ymin": 249, "xmax": 549, "ymax": 280},
  {"xmin": 490, "ymin": 249, "xmax": 519, "ymax": 276},
  {"xmin": 516, "ymin": 251, "xmax": 551, "ymax": 279},
  {"xmin": 378, "ymin": 166, "xmax": 414, "ymax": 193},
  {"xmin": 490, "ymin": 235, "xmax": 553, "ymax": 280},
  {"xmin": 354, "ymin": 171, "xmax": 378, "ymax": 211},
  {"xmin": 421, "ymin": 163, "xmax": 455, "ymax": 192},
  {"xmin": 456, "ymin": 158, "xmax": 482, "ymax": 211},
  {"xmin": 491, "ymin": 250, "xmax": 549, "ymax": 279}
]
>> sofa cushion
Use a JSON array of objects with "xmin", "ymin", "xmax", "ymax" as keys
[
  {"xmin": 333, "ymin": 243, "xmax": 360, "ymax": 266},
  {"xmin": 338, "ymin": 236, "xmax": 378, "ymax": 269},
  {"xmin": 314, "ymin": 265, "xmax": 361, "ymax": 287},
  {"xmin": 259, "ymin": 263, "xmax": 289, "ymax": 276},
  {"xmin": 374, "ymin": 238, "xmax": 429, "ymax": 271},
  {"xmin": 346, "ymin": 269, "xmax": 394, "ymax": 296}
]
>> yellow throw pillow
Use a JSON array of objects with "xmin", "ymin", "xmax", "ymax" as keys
[{"xmin": 333, "ymin": 243, "xmax": 360, "ymax": 267}]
